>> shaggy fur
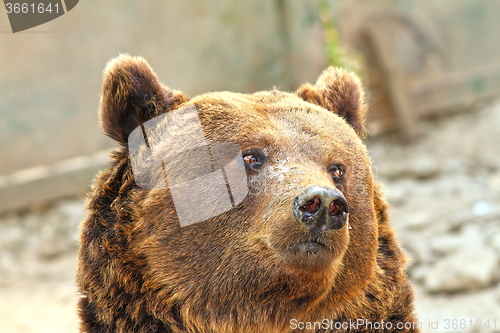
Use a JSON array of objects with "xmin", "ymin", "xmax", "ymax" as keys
[{"xmin": 77, "ymin": 54, "xmax": 419, "ymax": 333}]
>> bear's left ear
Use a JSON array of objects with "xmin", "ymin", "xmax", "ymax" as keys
[{"xmin": 296, "ymin": 67, "xmax": 367, "ymax": 137}]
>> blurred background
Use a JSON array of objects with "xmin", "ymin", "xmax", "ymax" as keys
[{"xmin": 0, "ymin": 0, "xmax": 499, "ymax": 332}]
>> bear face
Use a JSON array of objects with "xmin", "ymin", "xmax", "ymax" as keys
[{"xmin": 77, "ymin": 55, "xmax": 419, "ymax": 333}]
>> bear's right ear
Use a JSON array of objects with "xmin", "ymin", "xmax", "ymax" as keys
[
  {"xmin": 99, "ymin": 54, "xmax": 189, "ymax": 144},
  {"xmin": 296, "ymin": 67, "xmax": 367, "ymax": 138}
]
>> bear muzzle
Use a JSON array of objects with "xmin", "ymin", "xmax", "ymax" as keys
[{"xmin": 292, "ymin": 186, "xmax": 348, "ymax": 233}]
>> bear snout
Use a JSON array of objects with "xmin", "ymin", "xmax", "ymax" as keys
[{"xmin": 292, "ymin": 185, "xmax": 348, "ymax": 232}]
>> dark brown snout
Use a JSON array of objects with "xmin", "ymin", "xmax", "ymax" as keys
[{"xmin": 292, "ymin": 186, "xmax": 348, "ymax": 232}]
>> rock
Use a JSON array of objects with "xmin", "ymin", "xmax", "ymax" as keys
[
  {"xmin": 57, "ymin": 200, "xmax": 85, "ymax": 223},
  {"xmin": 375, "ymin": 162, "xmax": 406, "ymax": 181},
  {"xmin": 0, "ymin": 217, "xmax": 24, "ymax": 251},
  {"xmin": 416, "ymin": 285, "xmax": 500, "ymax": 333},
  {"xmin": 424, "ymin": 244, "xmax": 499, "ymax": 293},
  {"xmin": 0, "ymin": 250, "xmax": 15, "ymax": 272},
  {"xmin": 406, "ymin": 157, "xmax": 441, "ymax": 180},
  {"xmin": 38, "ymin": 200, "xmax": 84, "ymax": 259},
  {"xmin": 442, "ymin": 158, "xmax": 465, "ymax": 176},
  {"xmin": 472, "ymin": 200, "xmax": 492, "ymax": 216},
  {"xmin": 443, "ymin": 209, "xmax": 492, "ymax": 233},
  {"xmin": 489, "ymin": 231, "xmax": 500, "ymax": 254},
  {"xmin": 490, "ymin": 171, "xmax": 500, "ymax": 195},
  {"xmin": 404, "ymin": 239, "xmax": 434, "ymax": 265},
  {"xmin": 427, "ymin": 176, "xmax": 464, "ymax": 199},
  {"xmin": 401, "ymin": 212, "xmax": 434, "ymax": 230},
  {"xmin": 376, "ymin": 157, "xmax": 440, "ymax": 181},
  {"xmin": 429, "ymin": 225, "xmax": 484, "ymax": 257},
  {"xmin": 56, "ymin": 199, "xmax": 85, "ymax": 244},
  {"xmin": 428, "ymin": 234, "xmax": 462, "ymax": 257},
  {"xmin": 383, "ymin": 180, "xmax": 414, "ymax": 206},
  {"xmin": 409, "ymin": 264, "xmax": 429, "ymax": 283}
]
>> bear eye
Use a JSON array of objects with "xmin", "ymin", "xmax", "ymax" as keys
[
  {"xmin": 329, "ymin": 165, "xmax": 344, "ymax": 179},
  {"xmin": 243, "ymin": 154, "xmax": 259, "ymax": 164},
  {"xmin": 242, "ymin": 149, "xmax": 266, "ymax": 170}
]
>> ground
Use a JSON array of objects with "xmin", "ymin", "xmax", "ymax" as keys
[{"xmin": 0, "ymin": 100, "xmax": 499, "ymax": 333}]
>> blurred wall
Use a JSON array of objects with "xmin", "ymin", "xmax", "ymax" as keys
[
  {"xmin": 335, "ymin": 0, "xmax": 500, "ymax": 136},
  {"xmin": 0, "ymin": 0, "xmax": 327, "ymax": 177},
  {"xmin": 337, "ymin": 0, "xmax": 500, "ymax": 72}
]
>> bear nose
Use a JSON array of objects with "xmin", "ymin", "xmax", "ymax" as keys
[{"xmin": 292, "ymin": 186, "xmax": 348, "ymax": 231}]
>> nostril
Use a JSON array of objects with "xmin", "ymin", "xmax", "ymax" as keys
[
  {"xmin": 299, "ymin": 196, "xmax": 321, "ymax": 214},
  {"xmin": 328, "ymin": 199, "xmax": 348, "ymax": 218}
]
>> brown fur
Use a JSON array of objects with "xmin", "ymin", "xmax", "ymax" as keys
[{"xmin": 77, "ymin": 54, "xmax": 419, "ymax": 332}]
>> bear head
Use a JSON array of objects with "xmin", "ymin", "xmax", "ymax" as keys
[{"xmin": 78, "ymin": 55, "xmax": 413, "ymax": 333}]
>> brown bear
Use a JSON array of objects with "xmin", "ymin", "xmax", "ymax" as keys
[{"xmin": 77, "ymin": 54, "xmax": 420, "ymax": 333}]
